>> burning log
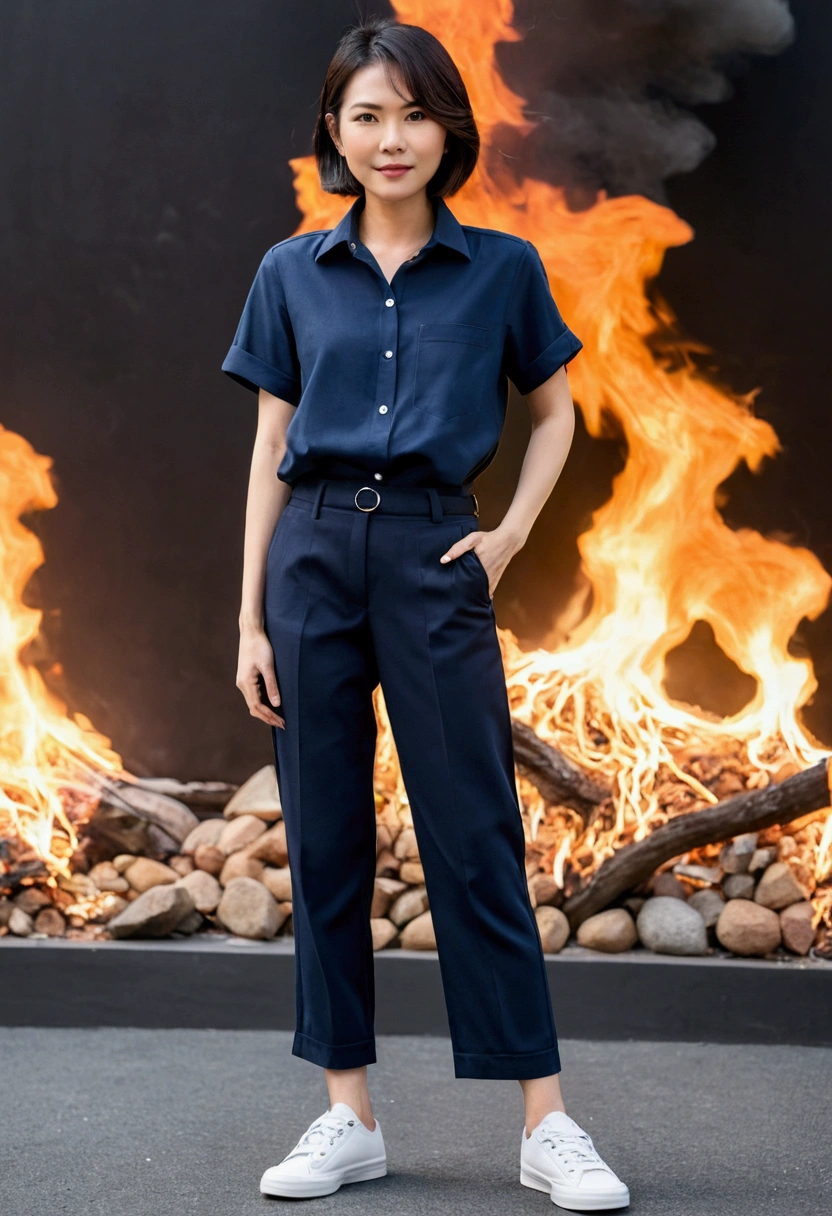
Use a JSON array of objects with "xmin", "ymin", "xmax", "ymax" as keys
[
  {"xmin": 128, "ymin": 777, "xmax": 238, "ymax": 813},
  {"xmin": 97, "ymin": 779, "xmax": 200, "ymax": 844},
  {"xmin": 512, "ymin": 719, "xmax": 611, "ymax": 820},
  {"xmin": 563, "ymin": 758, "xmax": 832, "ymax": 929}
]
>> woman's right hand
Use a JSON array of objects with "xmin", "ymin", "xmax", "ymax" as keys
[{"xmin": 237, "ymin": 626, "xmax": 285, "ymax": 729}]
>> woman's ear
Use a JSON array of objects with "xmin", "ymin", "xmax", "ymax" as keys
[{"xmin": 325, "ymin": 112, "xmax": 343, "ymax": 156}]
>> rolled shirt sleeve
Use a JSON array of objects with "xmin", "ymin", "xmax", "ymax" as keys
[
  {"xmin": 222, "ymin": 247, "xmax": 302, "ymax": 404},
  {"xmin": 502, "ymin": 241, "xmax": 583, "ymax": 395}
]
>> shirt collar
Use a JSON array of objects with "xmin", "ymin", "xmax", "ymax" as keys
[{"xmin": 314, "ymin": 194, "xmax": 471, "ymax": 263}]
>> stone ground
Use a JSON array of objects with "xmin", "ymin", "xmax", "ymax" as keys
[{"xmin": 3, "ymin": 1027, "xmax": 829, "ymax": 1214}]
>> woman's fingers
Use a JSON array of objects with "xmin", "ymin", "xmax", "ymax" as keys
[
  {"xmin": 236, "ymin": 661, "xmax": 285, "ymax": 729},
  {"xmin": 439, "ymin": 540, "xmax": 477, "ymax": 564}
]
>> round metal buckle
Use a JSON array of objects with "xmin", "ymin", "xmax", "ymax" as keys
[{"xmin": 354, "ymin": 486, "xmax": 381, "ymax": 512}]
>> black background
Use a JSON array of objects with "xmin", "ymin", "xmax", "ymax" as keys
[{"xmin": 2, "ymin": 1, "xmax": 830, "ymax": 781}]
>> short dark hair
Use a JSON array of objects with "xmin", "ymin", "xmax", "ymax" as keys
[{"xmin": 312, "ymin": 15, "xmax": 479, "ymax": 198}]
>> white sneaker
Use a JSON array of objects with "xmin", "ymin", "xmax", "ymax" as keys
[
  {"xmin": 520, "ymin": 1110, "xmax": 630, "ymax": 1211},
  {"xmin": 259, "ymin": 1101, "xmax": 387, "ymax": 1198}
]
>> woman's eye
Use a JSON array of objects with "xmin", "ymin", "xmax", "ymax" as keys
[
  {"xmin": 407, "ymin": 110, "xmax": 426, "ymax": 121},
  {"xmin": 357, "ymin": 113, "xmax": 376, "ymax": 122}
]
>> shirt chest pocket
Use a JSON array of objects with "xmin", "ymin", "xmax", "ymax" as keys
[{"xmin": 412, "ymin": 322, "xmax": 491, "ymax": 420}]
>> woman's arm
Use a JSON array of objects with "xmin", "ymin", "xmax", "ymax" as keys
[
  {"xmin": 236, "ymin": 388, "xmax": 296, "ymax": 728},
  {"xmin": 440, "ymin": 364, "xmax": 576, "ymax": 594}
]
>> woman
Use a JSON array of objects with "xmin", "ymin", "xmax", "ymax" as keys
[{"xmin": 222, "ymin": 15, "xmax": 629, "ymax": 1212}]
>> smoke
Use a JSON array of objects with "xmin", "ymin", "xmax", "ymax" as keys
[{"xmin": 498, "ymin": 0, "xmax": 795, "ymax": 202}]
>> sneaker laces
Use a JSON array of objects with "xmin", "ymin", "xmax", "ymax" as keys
[
  {"xmin": 537, "ymin": 1119, "xmax": 609, "ymax": 1176},
  {"xmin": 284, "ymin": 1112, "xmax": 354, "ymax": 1162}
]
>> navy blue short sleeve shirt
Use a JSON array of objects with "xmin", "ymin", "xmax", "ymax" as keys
[{"xmin": 222, "ymin": 193, "xmax": 582, "ymax": 490}]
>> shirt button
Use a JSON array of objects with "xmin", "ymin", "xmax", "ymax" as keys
[
  {"xmin": 384, "ymin": 350, "xmax": 393, "ymax": 358},
  {"xmin": 378, "ymin": 405, "xmax": 388, "ymax": 414},
  {"xmin": 349, "ymin": 242, "xmax": 356, "ymax": 250},
  {"xmin": 374, "ymin": 473, "xmax": 383, "ymax": 480},
  {"xmin": 385, "ymin": 298, "xmax": 395, "ymax": 307}
]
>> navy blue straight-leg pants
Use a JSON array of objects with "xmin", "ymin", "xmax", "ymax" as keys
[{"xmin": 263, "ymin": 477, "xmax": 561, "ymax": 1081}]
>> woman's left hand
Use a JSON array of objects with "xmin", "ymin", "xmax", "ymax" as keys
[{"xmin": 439, "ymin": 523, "xmax": 523, "ymax": 598}]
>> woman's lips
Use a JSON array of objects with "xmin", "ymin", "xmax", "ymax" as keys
[{"xmin": 377, "ymin": 166, "xmax": 412, "ymax": 177}]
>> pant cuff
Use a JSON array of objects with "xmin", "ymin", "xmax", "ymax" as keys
[
  {"xmin": 453, "ymin": 1043, "xmax": 562, "ymax": 1080},
  {"xmin": 292, "ymin": 1030, "xmax": 377, "ymax": 1070}
]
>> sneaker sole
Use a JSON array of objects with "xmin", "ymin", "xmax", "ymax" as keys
[
  {"xmin": 521, "ymin": 1164, "xmax": 630, "ymax": 1211},
  {"xmin": 260, "ymin": 1157, "xmax": 388, "ymax": 1198}
]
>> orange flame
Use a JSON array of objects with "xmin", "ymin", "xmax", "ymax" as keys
[
  {"xmin": 0, "ymin": 425, "xmax": 123, "ymax": 878},
  {"xmin": 288, "ymin": 0, "xmax": 832, "ymax": 903}
]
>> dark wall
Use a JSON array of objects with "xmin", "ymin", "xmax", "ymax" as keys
[{"xmin": 2, "ymin": 0, "xmax": 830, "ymax": 782}]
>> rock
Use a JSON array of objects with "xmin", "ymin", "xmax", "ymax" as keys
[
  {"xmin": 219, "ymin": 853, "xmax": 265, "ymax": 886},
  {"xmin": 87, "ymin": 893, "xmax": 129, "ymax": 924},
  {"xmin": 193, "ymin": 844, "xmax": 225, "ymax": 876},
  {"xmin": 623, "ymin": 896, "xmax": 646, "ymax": 918},
  {"xmin": 179, "ymin": 869, "xmax": 222, "ymax": 913},
  {"xmin": 388, "ymin": 885, "xmax": 430, "ymax": 927},
  {"xmin": 716, "ymin": 900, "xmax": 781, "ymax": 956},
  {"xmin": 777, "ymin": 835, "xmax": 798, "ymax": 860},
  {"xmin": 371, "ymin": 918, "xmax": 399, "ymax": 950},
  {"xmin": 217, "ymin": 814, "xmax": 267, "ymax": 856},
  {"xmin": 673, "ymin": 863, "xmax": 723, "ymax": 885},
  {"xmin": 32, "ymin": 907, "xmax": 67, "ymax": 937},
  {"xmin": 112, "ymin": 854, "xmax": 139, "ymax": 873},
  {"xmin": 122, "ymin": 858, "xmax": 180, "ymax": 894},
  {"xmin": 576, "ymin": 908, "xmax": 637, "ymax": 953},
  {"xmin": 246, "ymin": 821, "xmax": 289, "ymax": 867},
  {"xmin": 529, "ymin": 874, "xmax": 561, "ymax": 907},
  {"xmin": 223, "ymin": 765, "xmax": 282, "ymax": 821},
  {"xmin": 375, "ymin": 824, "xmax": 393, "ymax": 855},
  {"xmin": 87, "ymin": 869, "xmax": 129, "ymax": 895},
  {"xmin": 713, "ymin": 772, "xmax": 746, "ymax": 799},
  {"xmin": 748, "ymin": 847, "xmax": 776, "ymax": 874},
  {"xmin": 181, "ymin": 817, "xmax": 226, "ymax": 854},
  {"xmin": 8, "ymin": 907, "xmax": 35, "ymax": 936},
  {"xmin": 719, "ymin": 833, "xmax": 758, "ymax": 874},
  {"xmin": 722, "ymin": 873, "xmax": 756, "ymax": 901},
  {"xmin": 173, "ymin": 909, "xmax": 204, "ymax": 936},
  {"xmin": 637, "ymin": 897, "xmax": 708, "ymax": 956},
  {"xmin": 261, "ymin": 866, "xmax": 293, "ymax": 903},
  {"xmin": 168, "ymin": 855, "xmax": 195, "ymax": 878},
  {"xmin": 0, "ymin": 896, "xmax": 12, "ymax": 926},
  {"xmin": 107, "ymin": 884, "xmax": 195, "ymax": 939},
  {"xmin": 651, "ymin": 873, "xmax": 689, "ymax": 900},
  {"xmin": 13, "ymin": 888, "xmax": 52, "ymax": 915},
  {"xmin": 58, "ymin": 872, "xmax": 99, "ymax": 900},
  {"xmin": 370, "ymin": 876, "xmax": 407, "ymax": 918},
  {"xmin": 277, "ymin": 902, "xmax": 293, "ymax": 935},
  {"xmin": 535, "ymin": 906, "xmax": 571, "ymax": 954},
  {"xmin": 400, "ymin": 909, "xmax": 436, "ymax": 949},
  {"xmin": 216, "ymin": 876, "xmax": 285, "ymax": 939},
  {"xmin": 779, "ymin": 901, "xmax": 816, "ymax": 956},
  {"xmin": 375, "ymin": 848, "xmax": 401, "ymax": 877},
  {"xmin": 687, "ymin": 888, "xmax": 725, "ymax": 929},
  {"xmin": 87, "ymin": 861, "xmax": 130, "ymax": 892},
  {"xmin": 399, "ymin": 860, "xmax": 425, "ymax": 885},
  {"xmin": 753, "ymin": 862, "xmax": 809, "ymax": 910},
  {"xmin": 393, "ymin": 828, "xmax": 420, "ymax": 861}
]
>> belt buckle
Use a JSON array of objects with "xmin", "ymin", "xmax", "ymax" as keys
[
  {"xmin": 354, "ymin": 486, "xmax": 381, "ymax": 512},
  {"xmin": 471, "ymin": 492, "xmax": 479, "ymax": 517}
]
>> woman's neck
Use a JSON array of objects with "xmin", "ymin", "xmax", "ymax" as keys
[{"xmin": 357, "ymin": 191, "xmax": 436, "ymax": 257}]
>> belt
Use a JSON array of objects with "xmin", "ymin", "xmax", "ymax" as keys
[{"xmin": 289, "ymin": 477, "xmax": 479, "ymax": 519}]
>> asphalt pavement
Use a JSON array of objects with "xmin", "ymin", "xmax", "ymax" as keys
[{"xmin": 3, "ymin": 1027, "xmax": 828, "ymax": 1215}]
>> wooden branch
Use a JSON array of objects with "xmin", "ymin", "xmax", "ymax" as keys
[
  {"xmin": 512, "ymin": 719, "xmax": 611, "ymax": 820},
  {"xmin": 562, "ymin": 758, "xmax": 832, "ymax": 929},
  {"xmin": 128, "ymin": 777, "xmax": 238, "ymax": 810}
]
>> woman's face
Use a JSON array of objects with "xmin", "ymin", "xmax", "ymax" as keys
[{"xmin": 325, "ymin": 61, "xmax": 447, "ymax": 203}]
